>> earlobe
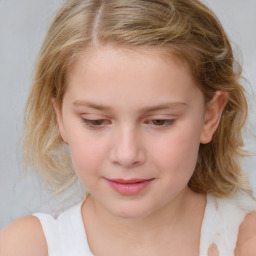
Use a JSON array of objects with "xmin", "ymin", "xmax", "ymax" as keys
[
  {"xmin": 52, "ymin": 99, "xmax": 68, "ymax": 144},
  {"xmin": 200, "ymin": 91, "xmax": 228, "ymax": 144}
]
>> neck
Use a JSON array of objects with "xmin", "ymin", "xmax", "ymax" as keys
[{"xmin": 82, "ymin": 188, "xmax": 206, "ymax": 254}]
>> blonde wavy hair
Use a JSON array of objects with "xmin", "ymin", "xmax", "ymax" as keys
[{"xmin": 23, "ymin": 0, "xmax": 251, "ymax": 197}]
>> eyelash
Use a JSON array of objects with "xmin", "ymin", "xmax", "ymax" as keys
[
  {"xmin": 82, "ymin": 119, "xmax": 110, "ymax": 129},
  {"xmin": 82, "ymin": 118, "xmax": 175, "ymax": 129},
  {"xmin": 146, "ymin": 119, "xmax": 175, "ymax": 128}
]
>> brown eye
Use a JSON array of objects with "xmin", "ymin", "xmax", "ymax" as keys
[
  {"xmin": 82, "ymin": 119, "xmax": 110, "ymax": 129},
  {"xmin": 90, "ymin": 120, "xmax": 105, "ymax": 126},
  {"xmin": 149, "ymin": 119, "xmax": 175, "ymax": 127},
  {"xmin": 152, "ymin": 120, "xmax": 166, "ymax": 126}
]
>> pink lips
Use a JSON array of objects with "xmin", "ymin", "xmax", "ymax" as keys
[{"xmin": 106, "ymin": 178, "xmax": 154, "ymax": 195}]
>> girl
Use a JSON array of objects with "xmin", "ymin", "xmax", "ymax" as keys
[{"xmin": 0, "ymin": 0, "xmax": 256, "ymax": 255}]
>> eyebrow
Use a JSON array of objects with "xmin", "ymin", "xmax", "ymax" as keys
[
  {"xmin": 72, "ymin": 100, "xmax": 188, "ymax": 112},
  {"xmin": 139, "ymin": 102, "xmax": 188, "ymax": 112},
  {"xmin": 73, "ymin": 100, "xmax": 112, "ymax": 111}
]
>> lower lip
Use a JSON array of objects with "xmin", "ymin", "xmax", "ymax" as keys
[{"xmin": 106, "ymin": 179, "xmax": 154, "ymax": 195}]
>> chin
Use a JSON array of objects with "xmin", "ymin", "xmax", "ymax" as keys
[{"xmin": 107, "ymin": 201, "xmax": 157, "ymax": 219}]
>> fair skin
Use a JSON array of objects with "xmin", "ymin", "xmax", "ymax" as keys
[{"xmin": 0, "ymin": 46, "xmax": 255, "ymax": 256}]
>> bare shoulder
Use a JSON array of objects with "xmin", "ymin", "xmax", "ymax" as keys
[
  {"xmin": 0, "ymin": 216, "xmax": 47, "ymax": 256},
  {"xmin": 235, "ymin": 212, "xmax": 256, "ymax": 256}
]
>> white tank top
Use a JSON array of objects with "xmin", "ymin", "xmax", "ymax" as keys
[{"xmin": 33, "ymin": 193, "xmax": 256, "ymax": 256}]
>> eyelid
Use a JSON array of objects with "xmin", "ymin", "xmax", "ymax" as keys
[
  {"xmin": 143, "ymin": 114, "xmax": 176, "ymax": 120},
  {"xmin": 148, "ymin": 119, "xmax": 175, "ymax": 125},
  {"xmin": 143, "ymin": 117, "xmax": 176, "ymax": 128},
  {"xmin": 142, "ymin": 112, "xmax": 177, "ymax": 126},
  {"xmin": 82, "ymin": 118, "xmax": 111, "ymax": 129},
  {"xmin": 81, "ymin": 113, "xmax": 109, "ymax": 119}
]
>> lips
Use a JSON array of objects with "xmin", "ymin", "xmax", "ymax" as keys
[{"xmin": 106, "ymin": 178, "xmax": 154, "ymax": 195}]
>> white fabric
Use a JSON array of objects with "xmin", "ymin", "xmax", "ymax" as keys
[
  {"xmin": 199, "ymin": 193, "xmax": 256, "ymax": 256},
  {"xmin": 34, "ymin": 202, "xmax": 93, "ymax": 256},
  {"xmin": 33, "ymin": 193, "xmax": 256, "ymax": 256}
]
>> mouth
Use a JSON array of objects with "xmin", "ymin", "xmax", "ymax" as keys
[{"xmin": 105, "ymin": 178, "xmax": 155, "ymax": 195}]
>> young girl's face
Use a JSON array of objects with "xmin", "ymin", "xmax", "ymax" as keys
[{"xmin": 56, "ymin": 46, "xmax": 210, "ymax": 218}]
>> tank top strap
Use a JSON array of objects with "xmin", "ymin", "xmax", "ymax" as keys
[
  {"xmin": 33, "ymin": 212, "xmax": 61, "ymax": 256},
  {"xmin": 199, "ymin": 193, "xmax": 256, "ymax": 256},
  {"xmin": 33, "ymin": 201, "xmax": 94, "ymax": 256}
]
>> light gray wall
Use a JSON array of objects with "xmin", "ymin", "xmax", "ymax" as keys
[{"xmin": 0, "ymin": 0, "xmax": 255, "ymax": 230}]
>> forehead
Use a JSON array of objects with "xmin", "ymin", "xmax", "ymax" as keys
[
  {"xmin": 64, "ymin": 46, "xmax": 202, "ymax": 108},
  {"xmin": 68, "ymin": 45, "xmax": 191, "ymax": 72},
  {"xmin": 67, "ymin": 46, "xmax": 193, "ymax": 83}
]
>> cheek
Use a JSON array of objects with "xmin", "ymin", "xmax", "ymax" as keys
[
  {"xmin": 67, "ymin": 130, "xmax": 108, "ymax": 182},
  {"xmin": 151, "ymin": 125, "xmax": 201, "ymax": 178}
]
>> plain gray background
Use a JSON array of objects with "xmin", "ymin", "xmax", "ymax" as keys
[{"xmin": 0, "ymin": 0, "xmax": 256, "ymax": 230}]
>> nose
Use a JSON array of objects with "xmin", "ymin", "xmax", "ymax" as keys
[{"xmin": 109, "ymin": 126, "xmax": 146, "ymax": 168}]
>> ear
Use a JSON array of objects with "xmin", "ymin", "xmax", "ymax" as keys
[
  {"xmin": 200, "ymin": 91, "xmax": 228, "ymax": 144},
  {"xmin": 52, "ymin": 99, "xmax": 68, "ymax": 144}
]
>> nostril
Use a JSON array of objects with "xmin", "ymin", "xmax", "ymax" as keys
[
  {"xmin": 109, "ymin": 148, "xmax": 146, "ymax": 168},
  {"xmin": 109, "ymin": 130, "xmax": 146, "ymax": 167}
]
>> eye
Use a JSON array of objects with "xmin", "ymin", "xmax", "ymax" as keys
[
  {"xmin": 149, "ymin": 119, "xmax": 175, "ymax": 127},
  {"xmin": 82, "ymin": 119, "xmax": 110, "ymax": 128}
]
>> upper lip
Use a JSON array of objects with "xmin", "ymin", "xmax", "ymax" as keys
[{"xmin": 106, "ymin": 178, "xmax": 154, "ymax": 184}]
